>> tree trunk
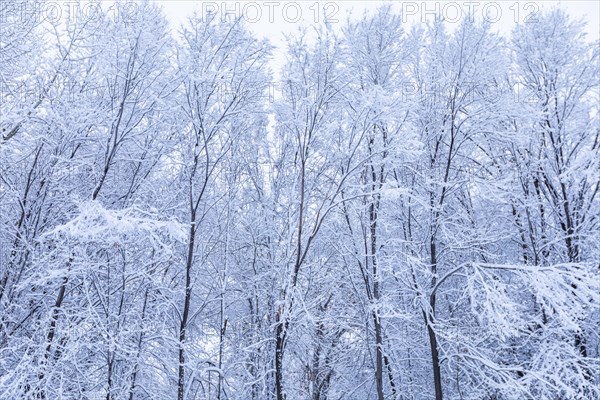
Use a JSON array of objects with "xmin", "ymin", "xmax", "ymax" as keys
[
  {"xmin": 178, "ymin": 218, "xmax": 196, "ymax": 400},
  {"xmin": 428, "ymin": 238, "xmax": 443, "ymax": 400}
]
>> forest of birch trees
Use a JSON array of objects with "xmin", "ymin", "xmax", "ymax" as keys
[{"xmin": 1, "ymin": 1, "xmax": 599, "ymax": 399}]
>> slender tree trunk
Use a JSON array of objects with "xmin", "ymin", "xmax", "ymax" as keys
[
  {"xmin": 178, "ymin": 216, "xmax": 196, "ymax": 400},
  {"xmin": 275, "ymin": 318, "xmax": 286, "ymax": 400},
  {"xmin": 427, "ymin": 230, "xmax": 443, "ymax": 400},
  {"xmin": 217, "ymin": 308, "xmax": 226, "ymax": 400},
  {"xmin": 423, "ymin": 206, "xmax": 444, "ymax": 400},
  {"xmin": 425, "ymin": 312, "xmax": 443, "ymax": 400},
  {"xmin": 370, "ymin": 199, "xmax": 384, "ymax": 400}
]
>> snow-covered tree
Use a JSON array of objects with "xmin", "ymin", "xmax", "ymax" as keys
[{"xmin": 1, "ymin": 4, "xmax": 597, "ymax": 400}]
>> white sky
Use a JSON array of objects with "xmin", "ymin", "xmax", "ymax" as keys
[
  {"xmin": 159, "ymin": 1, "xmax": 599, "ymax": 76},
  {"xmin": 161, "ymin": 1, "xmax": 599, "ymax": 38}
]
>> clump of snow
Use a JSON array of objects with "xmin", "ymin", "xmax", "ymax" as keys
[{"xmin": 44, "ymin": 200, "xmax": 187, "ymax": 247}]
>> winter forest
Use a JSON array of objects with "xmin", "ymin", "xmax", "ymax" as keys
[{"xmin": 0, "ymin": 1, "xmax": 599, "ymax": 399}]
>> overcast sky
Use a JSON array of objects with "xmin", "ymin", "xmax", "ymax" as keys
[
  {"xmin": 161, "ymin": 1, "xmax": 599, "ymax": 38},
  {"xmin": 159, "ymin": 1, "xmax": 598, "ymax": 76}
]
